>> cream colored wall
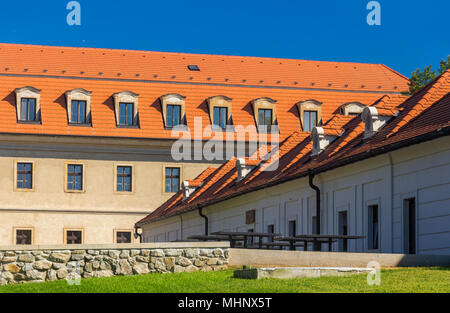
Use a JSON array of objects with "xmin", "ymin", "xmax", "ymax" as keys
[
  {"xmin": 0, "ymin": 134, "xmax": 215, "ymax": 245},
  {"xmin": 0, "ymin": 156, "xmax": 210, "ymax": 212}
]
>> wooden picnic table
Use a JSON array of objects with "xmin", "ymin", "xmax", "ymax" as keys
[
  {"xmin": 211, "ymin": 231, "xmax": 281, "ymax": 249},
  {"xmin": 274, "ymin": 236, "xmax": 337, "ymax": 251},
  {"xmin": 275, "ymin": 235, "xmax": 364, "ymax": 251},
  {"xmin": 187, "ymin": 234, "xmax": 245, "ymax": 248},
  {"xmin": 294, "ymin": 234, "xmax": 365, "ymax": 251}
]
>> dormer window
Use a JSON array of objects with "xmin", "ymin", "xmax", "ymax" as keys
[
  {"xmin": 297, "ymin": 100, "xmax": 322, "ymax": 132},
  {"xmin": 119, "ymin": 102, "xmax": 134, "ymax": 126},
  {"xmin": 342, "ymin": 102, "xmax": 365, "ymax": 116},
  {"xmin": 65, "ymin": 89, "xmax": 92, "ymax": 125},
  {"xmin": 251, "ymin": 98, "xmax": 277, "ymax": 133},
  {"xmin": 213, "ymin": 107, "xmax": 228, "ymax": 129},
  {"xmin": 113, "ymin": 91, "xmax": 139, "ymax": 127},
  {"xmin": 20, "ymin": 98, "xmax": 36, "ymax": 121},
  {"xmin": 160, "ymin": 94, "xmax": 186, "ymax": 128},
  {"xmin": 258, "ymin": 109, "xmax": 273, "ymax": 132},
  {"xmin": 361, "ymin": 107, "xmax": 392, "ymax": 139},
  {"xmin": 208, "ymin": 96, "xmax": 233, "ymax": 130},
  {"xmin": 167, "ymin": 104, "xmax": 181, "ymax": 127},
  {"xmin": 15, "ymin": 86, "xmax": 41, "ymax": 123},
  {"xmin": 71, "ymin": 100, "xmax": 87, "ymax": 124},
  {"xmin": 303, "ymin": 110, "xmax": 318, "ymax": 132}
]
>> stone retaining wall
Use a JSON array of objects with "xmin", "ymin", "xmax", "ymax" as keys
[{"xmin": 0, "ymin": 242, "xmax": 230, "ymax": 285}]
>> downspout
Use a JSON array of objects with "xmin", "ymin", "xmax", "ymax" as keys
[
  {"xmin": 198, "ymin": 206, "xmax": 209, "ymax": 236},
  {"xmin": 179, "ymin": 214, "xmax": 184, "ymax": 240},
  {"xmin": 388, "ymin": 152, "xmax": 394, "ymax": 253},
  {"xmin": 134, "ymin": 225, "xmax": 142, "ymax": 243},
  {"xmin": 308, "ymin": 169, "xmax": 321, "ymax": 251}
]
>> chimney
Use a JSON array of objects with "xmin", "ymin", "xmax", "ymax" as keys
[
  {"xmin": 236, "ymin": 158, "xmax": 256, "ymax": 182},
  {"xmin": 311, "ymin": 127, "xmax": 339, "ymax": 156},
  {"xmin": 181, "ymin": 181, "xmax": 197, "ymax": 201},
  {"xmin": 361, "ymin": 107, "xmax": 391, "ymax": 139}
]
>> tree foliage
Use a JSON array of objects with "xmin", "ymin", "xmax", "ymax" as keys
[{"xmin": 407, "ymin": 56, "xmax": 450, "ymax": 94}]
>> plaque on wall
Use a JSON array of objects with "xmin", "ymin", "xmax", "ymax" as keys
[{"xmin": 245, "ymin": 210, "xmax": 255, "ymax": 224}]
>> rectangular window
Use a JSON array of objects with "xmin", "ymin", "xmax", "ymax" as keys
[
  {"xmin": 368, "ymin": 205, "xmax": 379, "ymax": 250},
  {"xmin": 17, "ymin": 163, "xmax": 33, "ymax": 189},
  {"xmin": 20, "ymin": 98, "xmax": 36, "ymax": 121},
  {"xmin": 165, "ymin": 167, "xmax": 180, "ymax": 193},
  {"xmin": 116, "ymin": 231, "xmax": 132, "ymax": 244},
  {"xmin": 267, "ymin": 224, "xmax": 275, "ymax": 243},
  {"xmin": 403, "ymin": 198, "xmax": 416, "ymax": 254},
  {"xmin": 71, "ymin": 100, "xmax": 87, "ymax": 124},
  {"xmin": 213, "ymin": 107, "xmax": 228, "ymax": 129},
  {"xmin": 67, "ymin": 164, "xmax": 83, "ymax": 191},
  {"xmin": 288, "ymin": 220, "xmax": 296, "ymax": 237},
  {"xmin": 16, "ymin": 229, "xmax": 32, "ymax": 245},
  {"xmin": 338, "ymin": 211, "xmax": 348, "ymax": 252},
  {"xmin": 304, "ymin": 110, "xmax": 318, "ymax": 132},
  {"xmin": 66, "ymin": 230, "xmax": 83, "ymax": 244},
  {"xmin": 258, "ymin": 109, "xmax": 273, "ymax": 132},
  {"xmin": 167, "ymin": 105, "xmax": 181, "ymax": 127},
  {"xmin": 119, "ymin": 102, "xmax": 134, "ymax": 126},
  {"xmin": 117, "ymin": 166, "xmax": 132, "ymax": 192}
]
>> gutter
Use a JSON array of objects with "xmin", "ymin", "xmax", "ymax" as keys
[{"xmin": 137, "ymin": 126, "xmax": 450, "ymax": 226}]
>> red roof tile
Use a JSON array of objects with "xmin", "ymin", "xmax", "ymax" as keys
[
  {"xmin": 0, "ymin": 43, "xmax": 409, "ymax": 141},
  {"xmin": 137, "ymin": 71, "xmax": 449, "ymax": 226}
]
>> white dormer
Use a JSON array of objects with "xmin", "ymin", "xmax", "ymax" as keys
[
  {"xmin": 361, "ymin": 107, "xmax": 391, "ymax": 139},
  {"xmin": 311, "ymin": 127, "xmax": 338, "ymax": 156},
  {"xmin": 236, "ymin": 158, "xmax": 256, "ymax": 182},
  {"xmin": 181, "ymin": 181, "xmax": 197, "ymax": 201}
]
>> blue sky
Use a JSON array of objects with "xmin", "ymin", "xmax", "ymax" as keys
[{"xmin": 0, "ymin": 0, "xmax": 448, "ymax": 76}]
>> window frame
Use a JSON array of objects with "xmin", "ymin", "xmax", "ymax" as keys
[
  {"xmin": 252, "ymin": 97, "xmax": 277, "ymax": 133},
  {"xmin": 114, "ymin": 164, "xmax": 135, "ymax": 194},
  {"xmin": 71, "ymin": 99, "xmax": 88, "ymax": 124},
  {"xmin": 19, "ymin": 98, "xmax": 37, "ymax": 122},
  {"xmin": 114, "ymin": 229, "xmax": 134, "ymax": 244},
  {"xmin": 160, "ymin": 94, "xmax": 186, "ymax": 129},
  {"xmin": 365, "ymin": 199, "xmax": 381, "ymax": 252},
  {"xmin": 166, "ymin": 104, "xmax": 182, "ymax": 128},
  {"xmin": 64, "ymin": 228, "xmax": 84, "ymax": 245},
  {"xmin": 368, "ymin": 204, "xmax": 380, "ymax": 251},
  {"xmin": 118, "ymin": 102, "xmax": 134, "ymax": 126},
  {"xmin": 163, "ymin": 165, "xmax": 182, "ymax": 194},
  {"xmin": 258, "ymin": 108, "xmax": 273, "ymax": 132},
  {"xmin": 13, "ymin": 227, "xmax": 34, "ymax": 245},
  {"xmin": 14, "ymin": 86, "xmax": 42, "ymax": 124},
  {"xmin": 297, "ymin": 99, "xmax": 322, "ymax": 132},
  {"xmin": 303, "ymin": 110, "xmax": 318, "ymax": 132},
  {"xmin": 213, "ymin": 106, "xmax": 228, "ymax": 129},
  {"xmin": 401, "ymin": 192, "xmax": 418, "ymax": 254},
  {"xmin": 13, "ymin": 160, "xmax": 35, "ymax": 192},
  {"xmin": 113, "ymin": 91, "xmax": 139, "ymax": 128},
  {"xmin": 64, "ymin": 162, "xmax": 86, "ymax": 193},
  {"xmin": 207, "ymin": 96, "xmax": 233, "ymax": 131},
  {"xmin": 65, "ymin": 88, "xmax": 92, "ymax": 126}
]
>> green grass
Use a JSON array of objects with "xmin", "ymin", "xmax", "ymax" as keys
[{"xmin": 0, "ymin": 268, "xmax": 449, "ymax": 293}]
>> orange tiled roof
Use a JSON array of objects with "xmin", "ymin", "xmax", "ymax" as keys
[
  {"xmin": 0, "ymin": 43, "xmax": 409, "ymax": 141},
  {"xmin": 136, "ymin": 71, "xmax": 449, "ymax": 225}
]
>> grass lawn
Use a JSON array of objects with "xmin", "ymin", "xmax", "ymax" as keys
[{"xmin": 0, "ymin": 267, "xmax": 448, "ymax": 293}]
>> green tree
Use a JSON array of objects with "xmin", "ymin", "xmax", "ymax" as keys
[
  {"xmin": 407, "ymin": 55, "xmax": 450, "ymax": 94},
  {"xmin": 438, "ymin": 55, "xmax": 450, "ymax": 74}
]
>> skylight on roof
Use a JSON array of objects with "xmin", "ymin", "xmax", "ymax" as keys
[{"xmin": 187, "ymin": 65, "xmax": 200, "ymax": 71}]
